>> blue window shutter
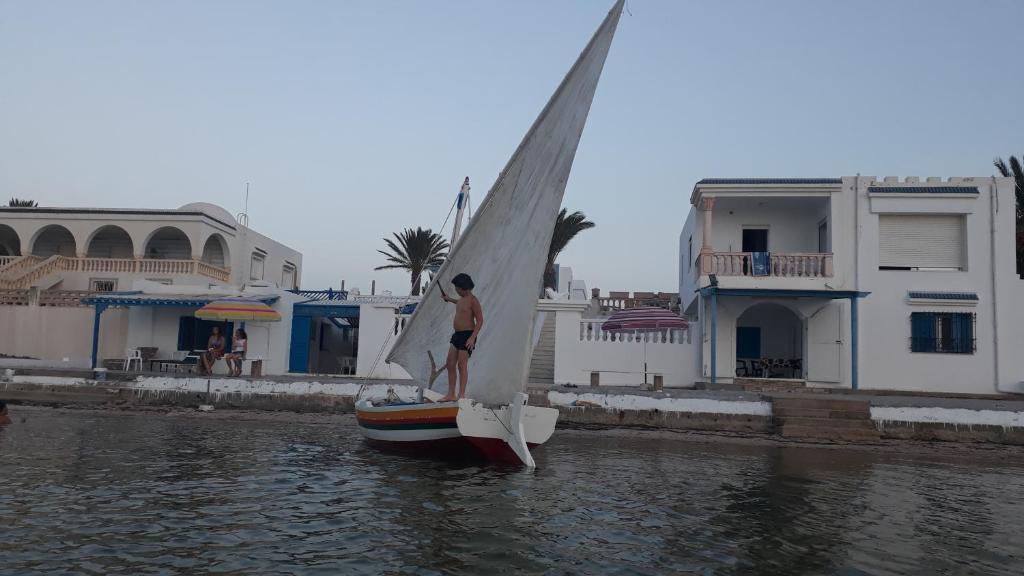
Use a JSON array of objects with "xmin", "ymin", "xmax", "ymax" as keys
[
  {"xmin": 954, "ymin": 313, "xmax": 973, "ymax": 353},
  {"xmin": 911, "ymin": 313, "xmax": 936, "ymax": 352}
]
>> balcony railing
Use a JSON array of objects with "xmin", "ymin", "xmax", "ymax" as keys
[
  {"xmin": 699, "ymin": 252, "xmax": 833, "ymax": 278},
  {"xmin": 0, "ymin": 289, "xmax": 95, "ymax": 307},
  {"xmin": 0, "ymin": 256, "xmax": 231, "ymax": 288}
]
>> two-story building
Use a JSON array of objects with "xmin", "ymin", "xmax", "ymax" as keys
[
  {"xmin": 0, "ymin": 202, "xmax": 304, "ymax": 374},
  {"xmin": 0, "ymin": 202, "xmax": 301, "ymax": 291},
  {"xmin": 680, "ymin": 176, "xmax": 1023, "ymax": 395}
]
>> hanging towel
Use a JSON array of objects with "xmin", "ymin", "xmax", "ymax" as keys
[{"xmin": 751, "ymin": 252, "xmax": 770, "ymax": 276}]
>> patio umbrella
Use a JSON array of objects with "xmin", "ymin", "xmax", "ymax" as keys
[
  {"xmin": 601, "ymin": 307, "xmax": 688, "ymax": 385},
  {"xmin": 195, "ymin": 298, "xmax": 281, "ymax": 322}
]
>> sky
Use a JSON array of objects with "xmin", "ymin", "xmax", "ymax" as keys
[{"xmin": 2, "ymin": 0, "xmax": 1023, "ymax": 294}]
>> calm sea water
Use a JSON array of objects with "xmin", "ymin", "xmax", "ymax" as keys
[{"xmin": 1, "ymin": 407, "xmax": 1023, "ymax": 576}]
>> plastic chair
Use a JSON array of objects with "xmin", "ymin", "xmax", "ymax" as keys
[{"xmin": 124, "ymin": 348, "xmax": 143, "ymax": 372}]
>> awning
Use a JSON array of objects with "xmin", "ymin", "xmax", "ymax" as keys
[{"xmin": 83, "ymin": 291, "xmax": 278, "ymax": 308}]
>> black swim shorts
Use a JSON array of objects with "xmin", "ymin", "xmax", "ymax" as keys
[{"xmin": 450, "ymin": 330, "xmax": 475, "ymax": 356}]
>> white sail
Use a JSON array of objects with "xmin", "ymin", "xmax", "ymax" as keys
[{"xmin": 387, "ymin": 0, "xmax": 624, "ymax": 405}]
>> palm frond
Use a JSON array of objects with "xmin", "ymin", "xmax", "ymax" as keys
[{"xmin": 375, "ymin": 226, "xmax": 449, "ymax": 295}]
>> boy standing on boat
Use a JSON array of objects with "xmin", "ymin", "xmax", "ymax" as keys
[{"xmin": 439, "ymin": 273, "xmax": 483, "ymax": 401}]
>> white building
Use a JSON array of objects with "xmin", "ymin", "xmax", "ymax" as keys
[
  {"xmin": 679, "ymin": 176, "xmax": 1024, "ymax": 394},
  {"xmin": 0, "ymin": 202, "xmax": 303, "ymax": 374},
  {"xmin": 0, "ymin": 202, "xmax": 301, "ymax": 291}
]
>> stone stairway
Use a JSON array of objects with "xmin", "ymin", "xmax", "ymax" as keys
[
  {"xmin": 771, "ymin": 396, "xmax": 880, "ymax": 442},
  {"xmin": 528, "ymin": 312, "xmax": 556, "ymax": 384}
]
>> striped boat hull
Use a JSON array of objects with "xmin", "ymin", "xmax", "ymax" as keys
[{"xmin": 354, "ymin": 399, "xmax": 550, "ymax": 464}]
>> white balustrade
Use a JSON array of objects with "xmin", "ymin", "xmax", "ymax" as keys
[
  {"xmin": 700, "ymin": 252, "xmax": 833, "ymax": 278},
  {"xmin": 0, "ymin": 256, "xmax": 231, "ymax": 288}
]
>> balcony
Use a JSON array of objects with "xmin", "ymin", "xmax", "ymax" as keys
[
  {"xmin": 699, "ymin": 252, "xmax": 833, "ymax": 278},
  {"xmin": 0, "ymin": 255, "xmax": 231, "ymax": 289}
]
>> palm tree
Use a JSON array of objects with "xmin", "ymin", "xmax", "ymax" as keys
[
  {"xmin": 995, "ymin": 156, "xmax": 1024, "ymax": 275},
  {"xmin": 375, "ymin": 227, "xmax": 449, "ymax": 296},
  {"xmin": 544, "ymin": 208, "xmax": 595, "ymax": 290},
  {"xmin": 8, "ymin": 198, "xmax": 37, "ymax": 207}
]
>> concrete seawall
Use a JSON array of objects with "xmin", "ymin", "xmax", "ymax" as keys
[{"xmin": 3, "ymin": 375, "xmax": 1024, "ymax": 445}]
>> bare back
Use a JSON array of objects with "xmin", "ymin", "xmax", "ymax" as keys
[{"xmin": 453, "ymin": 294, "xmax": 481, "ymax": 331}]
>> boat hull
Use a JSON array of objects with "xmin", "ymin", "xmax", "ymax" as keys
[{"xmin": 355, "ymin": 398, "xmax": 557, "ymax": 464}]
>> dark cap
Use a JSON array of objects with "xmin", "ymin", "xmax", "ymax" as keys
[{"xmin": 452, "ymin": 273, "xmax": 475, "ymax": 290}]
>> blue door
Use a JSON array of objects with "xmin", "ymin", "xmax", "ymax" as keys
[
  {"xmin": 289, "ymin": 316, "xmax": 311, "ymax": 373},
  {"xmin": 736, "ymin": 326, "xmax": 761, "ymax": 359}
]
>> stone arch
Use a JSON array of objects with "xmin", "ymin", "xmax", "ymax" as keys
[
  {"xmin": 30, "ymin": 224, "xmax": 77, "ymax": 257},
  {"xmin": 0, "ymin": 224, "xmax": 21, "ymax": 256},
  {"xmin": 143, "ymin": 227, "xmax": 192, "ymax": 260},
  {"xmin": 85, "ymin": 225, "xmax": 134, "ymax": 259},
  {"xmin": 735, "ymin": 302, "xmax": 804, "ymax": 379},
  {"xmin": 200, "ymin": 233, "xmax": 230, "ymax": 269}
]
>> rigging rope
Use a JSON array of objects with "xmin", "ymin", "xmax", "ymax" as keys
[{"xmin": 365, "ymin": 192, "xmax": 461, "ymax": 381}]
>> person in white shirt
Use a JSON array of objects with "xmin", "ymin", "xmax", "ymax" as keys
[{"xmin": 224, "ymin": 329, "xmax": 248, "ymax": 377}]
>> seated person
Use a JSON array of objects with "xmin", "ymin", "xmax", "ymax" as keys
[
  {"xmin": 0, "ymin": 400, "xmax": 11, "ymax": 426},
  {"xmin": 199, "ymin": 326, "xmax": 226, "ymax": 375},
  {"xmin": 224, "ymin": 329, "xmax": 248, "ymax": 377}
]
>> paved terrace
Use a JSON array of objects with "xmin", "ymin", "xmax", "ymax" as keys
[{"xmin": 3, "ymin": 366, "xmax": 1023, "ymax": 412}]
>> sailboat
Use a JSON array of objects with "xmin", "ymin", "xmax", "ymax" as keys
[{"xmin": 355, "ymin": 0, "xmax": 624, "ymax": 467}]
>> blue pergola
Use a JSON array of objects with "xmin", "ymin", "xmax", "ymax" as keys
[
  {"xmin": 697, "ymin": 287, "xmax": 870, "ymax": 389},
  {"xmin": 288, "ymin": 301, "xmax": 361, "ymax": 373},
  {"xmin": 81, "ymin": 292, "xmax": 278, "ymax": 369}
]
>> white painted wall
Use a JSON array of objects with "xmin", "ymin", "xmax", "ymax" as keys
[
  {"xmin": 550, "ymin": 301, "xmax": 697, "ymax": 387},
  {"xmin": 709, "ymin": 198, "xmax": 826, "ymax": 254},
  {"xmin": 854, "ymin": 176, "xmax": 1021, "ymax": 394},
  {"xmin": 356, "ymin": 303, "xmax": 412, "ymax": 380},
  {"xmin": 236, "ymin": 226, "xmax": 303, "ymax": 289},
  {"xmin": 0, "ymin": 306, "xmax": 128, "ymax": 367}
]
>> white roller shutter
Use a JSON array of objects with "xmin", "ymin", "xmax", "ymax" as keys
[{"xmin": 879, "ymin": 215, "xmax": 965, "ymax": 269}]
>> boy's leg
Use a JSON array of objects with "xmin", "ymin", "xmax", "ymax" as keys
[
  {"xmin": 457, "ymin": 351, "xmax": 469, "ymax": 398},
  {"xmin": 442, "ymin": 346, "xmax": 458, "ymax": 401}
]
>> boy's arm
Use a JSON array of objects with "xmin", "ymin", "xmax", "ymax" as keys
[
  {"xmin": 439, "ymin": 286, "xmax": 456, "ymax": 304},
  {"xmin": 467, "ymin": 298, "xmax": 484, "ymax": 349}
]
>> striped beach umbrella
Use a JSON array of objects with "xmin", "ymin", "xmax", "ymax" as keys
[
  {"xmin": 601, "ymin": 307, "xmax": 687, "ymax": 386},
  {"xmin": 601, "ymin": 307, "xmax": 687, "ymax": 332},
  {"xmin": 195, "ymin": 298, "xmax": 281, "ymax": 322}
]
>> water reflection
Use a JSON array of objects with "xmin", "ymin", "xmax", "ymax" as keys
[{"xmin": 1, "ymin": 408, "xmax": 1022, "ymax": 575}]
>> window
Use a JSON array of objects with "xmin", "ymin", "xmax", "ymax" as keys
[
  {"xmin": 818, "ymin": 219, "xmax": 829, "ymax": 253},
  {"xmin": 282, "ymin": 263, "xmax": 297, "ymax": 289},
  {"xmin": 687, "ymin": 236, "xmax": 692, "ymax": 271},
  {"xmin": 910, "ymin": 312, "xmax": 975, "ymax": 354},
  {"xmin": 879, "ymin": 215, "xmax": 965, "ymax": 270},
  {"xmin": 90, "ymin": 279, "xmax": 117, "ymax": 292},
  {"xmin": 742, "ymin": 228, "xmax": 768, "ymax": 253},
  {"xmin": 250, "ymin": 251, "xmax": 265, "ymax": 281}
]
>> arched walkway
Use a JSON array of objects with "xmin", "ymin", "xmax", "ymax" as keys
[
  {"xmin": 144, "ymin": 227, "xmax": 192, "ymax": 260},
  {"xmin": 86, "ymin": 225, "xmax": 134, "ymax": 259},
  {"xmin": 736, "ymin": 302, "xmax": 803, "ymax": 379},
  {"xmin": 201, "ymin": 234, "xmax": 229, "ymax": 268},
  {"xmin": 31, "ymin": 225, "xmax": 77, "ymax": 257},
  {"xmin": 0, "ymin": 224, "xmax": 21, "ymax": 256}
]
